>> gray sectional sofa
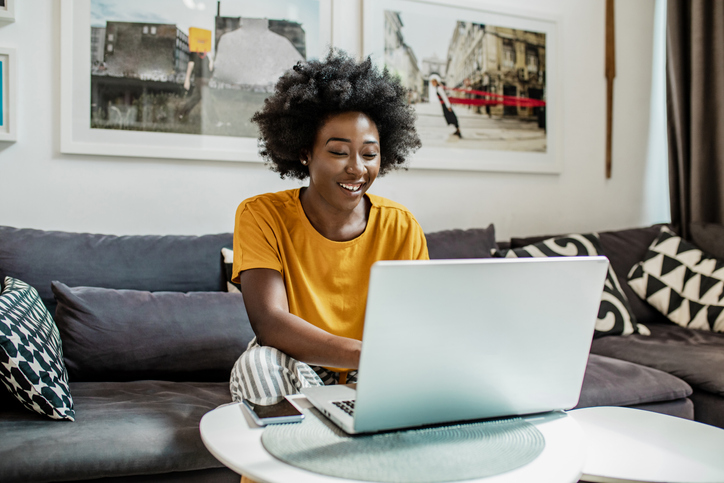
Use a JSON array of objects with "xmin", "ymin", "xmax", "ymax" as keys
[{"xmin": 0, "ymin": 222, "xmax": 721, "ymax": 482}]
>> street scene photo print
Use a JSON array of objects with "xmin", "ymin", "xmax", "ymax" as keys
[
  {"xmin": 89, "ymin": 0, "xmax": 323, "ymax": 138},
  {"xmin": 383, "ymin": 9, "xmax": 547, "ymax": 153}
]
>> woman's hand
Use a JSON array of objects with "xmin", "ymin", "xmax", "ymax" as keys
[{"xmin": 239, "ymin": 268, "xmax": 362, "ymax": 369}]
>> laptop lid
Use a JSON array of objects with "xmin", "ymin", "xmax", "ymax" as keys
[{"xmin": 349, "ymin": 256, "xmax": 608, "ymax": 433}]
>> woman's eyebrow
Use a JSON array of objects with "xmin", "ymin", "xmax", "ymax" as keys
[
  {"xmin": 325, "ymin": 137, "xmax": 379, "ymax": 145},
  {"xmin": 325, "ymin": 137, "xmax": 351, "ymax": 145}
]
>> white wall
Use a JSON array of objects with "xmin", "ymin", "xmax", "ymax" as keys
[{"xmin": 0, "ymin": 0, "xmax": 662, "ymax": 238}]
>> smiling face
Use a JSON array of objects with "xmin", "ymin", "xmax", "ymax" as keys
[{"xmin": 302, "ymin": 111, "xmax": 381, "ymax": 218}]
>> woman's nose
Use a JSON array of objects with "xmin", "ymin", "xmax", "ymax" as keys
[{"xmin": 346, "ymin": 154, "xmax": 365, "ymax": 174}]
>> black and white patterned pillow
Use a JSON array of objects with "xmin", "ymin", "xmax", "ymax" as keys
[
  {"xmin": 493, "ymin": 233, "xmax": 648, "ymax": 338},
  {"xmin": 0, "ymin": 277, "xmax": 75, "ymax": 420},
  {"xmin": 628, "ymin": 226, "xmax": 724, "ymax": 332},
  {"xmin": 221, "ymin": 248, "xmax": 241, "ymax": 293}
]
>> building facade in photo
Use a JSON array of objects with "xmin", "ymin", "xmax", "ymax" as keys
[{"xmin": 445, "ymin": 22, "xmax": 545, "ymax": 120}]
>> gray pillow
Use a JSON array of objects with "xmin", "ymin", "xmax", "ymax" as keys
[
  {"xmin": 0, "ymin": 226, "xmax": 232, "ymax": 316},
  {"xmin": 425, "ymin": 224, "xmax": 496, "ymax": 260},
  {"xmin": 52, "ymin": 282, "xmax": 254, "ymax": 382}
]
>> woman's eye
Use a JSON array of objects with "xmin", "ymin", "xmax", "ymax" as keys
[
  {"xmin": 328, "ymin": 150, "xmax": 346, "ymax": 156},
  {"xmin": 364, "ymin": 153, "xmax": 379, "ymax": 159}
]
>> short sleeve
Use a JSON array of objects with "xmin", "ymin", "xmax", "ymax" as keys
[
  {"xmin": 232, "ymin": 201, "xmax": 283, "ymax": 283},
  {"xmin": 410, "ymin": 218, "xmax": 430, "ymax": 261}
]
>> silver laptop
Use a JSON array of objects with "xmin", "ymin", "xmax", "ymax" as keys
[{"xmin": 303, "ymin": 256, "xmax": 608, "ymax": 434}]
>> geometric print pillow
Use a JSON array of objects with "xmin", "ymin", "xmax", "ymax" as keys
[
  {"xmin": 494, "ymin": 233, "xmax": 648, "ymax": 338},
  {"xmin": 628, "ymin": 226, "xmax": 724, "ymax": 332},
  {"xmin": 221, "ymin": 247, "xmax": 241, "ymax": 293},
  {"xmin": 0, "ymin": 277, "xmax": 75, "ymax": 420}
]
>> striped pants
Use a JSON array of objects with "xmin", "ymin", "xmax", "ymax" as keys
[{"xmin": 230, "ymin": 337, "xmax": 359, "ymax": 405}]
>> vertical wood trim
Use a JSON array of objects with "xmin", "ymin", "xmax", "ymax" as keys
[{"xmin": 605, "ymin": 0, "xmax": 616, "ymax": 178}]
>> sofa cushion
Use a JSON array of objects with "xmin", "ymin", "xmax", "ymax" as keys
[
  {"xmin": 689, "ymin": 390, "xmax": 724, "ymax": 428},
  {"xmin": 628, "ymin": 226, "xmax": 724, "ymax": 332},
  {"xmin": 0, "ymin": 226, "xmax": 233, "ymax": 316},
  {"xmin": 576, "ymin": 354, "xmax": 691, "ymax": 408},
  {"xmin": 425, "ymin": 224, "xmax": 497, "ymax": 260},
  {"xmin": 0, "ymin": 278, "xmax": 74, "ymax": 421},
  {"xmin": 52, "ymin": 282, "xmax": 254, "ymax": 382},
  {"xmin": 591, "ymin": 322, "xmax": 724, "ymax": 396},
  {"xmin": 495, "ymin": 233, "xmax": 646, "ymax": 338},
  {"xmin": 0, "ymin": 381, "xmax": 231, "ymax": 483}
]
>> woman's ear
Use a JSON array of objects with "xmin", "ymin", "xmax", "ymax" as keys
[{"xmin": 300, "ymin": 150, "xmax": 310, "ymax": 166}]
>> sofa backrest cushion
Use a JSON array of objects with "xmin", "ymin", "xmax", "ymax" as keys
[
  {"xmin": 0, "ymin": 226, "xmax": 233, "ymax": 316},
  {"xmin": 425, "ymin": 224, "xmax": 496, "ymax": 259},
  {"xmin": 52, "ymin": 282, "xmax": 254, "ymax": 382},
  {"xmin": 690, "ymin": 222, "xmax": 724, "ymax": 261}
]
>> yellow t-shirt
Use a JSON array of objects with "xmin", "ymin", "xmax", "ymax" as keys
[{"xmin": 232, "ymin": 188, "xmax": 429, "ymax": 344}]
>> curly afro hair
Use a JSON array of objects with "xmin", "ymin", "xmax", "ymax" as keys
[{"xmin": 251, "ymin": 49, "xmax": 422, "ymax": 180}]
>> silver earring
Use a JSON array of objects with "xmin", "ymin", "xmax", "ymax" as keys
[{"xmin": 301, "ymin": 160, "xmax": 308, "ymax": 166}]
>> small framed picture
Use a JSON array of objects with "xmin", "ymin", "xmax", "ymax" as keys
[
  {"xmin": 0, "ymin": 0, "xmax": 15, "ymax": 22},
  {"xmin": 0, "ymin": 47, "xmax": 17, "ymax": 142}
]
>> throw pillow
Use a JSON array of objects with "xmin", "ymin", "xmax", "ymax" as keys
[
  {"xmin": 0, "ymin": 277, "xmax": 75, "ymax": 421},
  {"xmin": 221, "ymin": 247, "xmax": 241, "ymax": 293},
  {"xmin": 628, "ymin": 226, "xmax": 724, "ymax": 332},
  {"xmin": 493, "ymin": 233, "xmax": 647, "ymax": 338},
  {"xmin": 52, "ymin": 282, "xmax": 255, "ymax": 382}
]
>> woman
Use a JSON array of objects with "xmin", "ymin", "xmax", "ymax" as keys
[
  {"xmin": 229, "ymin": 50, "xmax": 429, "ymax": 405},
  {"xmin": 429, "ymin": 74, "xmax": 462, "ymax": 138}
]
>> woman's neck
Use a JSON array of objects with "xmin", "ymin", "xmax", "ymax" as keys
[{"xmin": 299, "ymin": 187, "xmax": 371, "ymax": 242}]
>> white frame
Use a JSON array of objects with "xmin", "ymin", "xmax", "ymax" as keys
[
  {"xmin": 0, "ymin": 47, "xmax": 16, "ymax": 142},
  {"xmin": 363, "ymin": 0, "xmax": 562, "ymax": 174},
  {"xmin": 0, "ymin": 0, "xmax": 15, "ymax": 22},
  {"xmin": 60, "ymin": 0, "xmax": 332, "ymax": 162}
]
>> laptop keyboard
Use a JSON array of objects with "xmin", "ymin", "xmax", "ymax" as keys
[{"xmin": 332, "ymin": 399, "xmax": 355, "ymax": 416}]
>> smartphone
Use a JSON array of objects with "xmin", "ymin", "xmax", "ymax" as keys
[{"xmin": 242, "ymin": 398, "xmax": 304, "ymax": 426}]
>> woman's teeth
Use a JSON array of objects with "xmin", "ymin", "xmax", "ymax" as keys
[{"xmin": 339, "ymin": 183, "xmax": 362, "ymax": 192}]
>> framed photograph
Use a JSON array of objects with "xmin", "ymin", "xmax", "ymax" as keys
[
  {"xmin": 0, "ymin": 0, "xmax": 15, "ymax": 22},
  {"xmin": 60, "ymin": 0, "xmax": 332, "ymax": 162},
  {"xmin": 363, "ymin": 0, "xmax": 560, "ymax": 173},
  {"xmin": 0, "ymin": 47, "xmax": 16, "ymax": 142}
]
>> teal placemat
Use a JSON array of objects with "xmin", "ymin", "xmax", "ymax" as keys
[{"xmin": 262, "ymin": 409, "xmax": 545, "ymax": 482}]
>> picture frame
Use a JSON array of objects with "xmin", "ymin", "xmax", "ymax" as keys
[
  {"xmin": 0, "ymin": 47, "xmax": 16, "ymax": 142},
  {"xmin": 0, "ymin": 0, "xmax": 15, "ymax": 22},
  {"xmin": 60, "ymin": 0, "xmax": 332, "ymax": 162},
  {"xmin": 363, "ymin": 0, "xmax": 561, "ymax": 174}
]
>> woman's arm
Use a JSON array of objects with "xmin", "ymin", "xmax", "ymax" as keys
[{"xmin": 239, "ymin": 268, "xmax": 362, "ymax": 369}]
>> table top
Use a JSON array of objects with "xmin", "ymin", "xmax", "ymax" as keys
[
  {"xmin": 569, "ymin": 406, "xmax": 724, "ymax": 483},
  {"xmin": 200, "ymin": 396, "xmax": 586, "ymax": 483}
]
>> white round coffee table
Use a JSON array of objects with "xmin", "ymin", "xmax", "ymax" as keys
[
  {"xmin": 200, "ymin": 395, "xmax": 586, "ymax": 483},
  {"xmin": 569, "ymin": 406, "xmax": 724, "ymax": 483}
]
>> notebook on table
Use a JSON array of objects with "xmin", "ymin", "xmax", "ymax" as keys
[{"xmin": 303, "ymin": 256, "xmax": 609, "ymax": 435}]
